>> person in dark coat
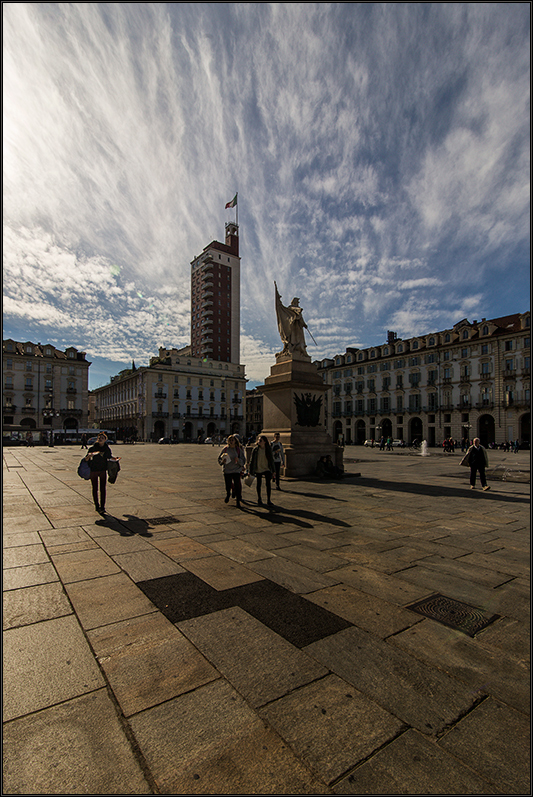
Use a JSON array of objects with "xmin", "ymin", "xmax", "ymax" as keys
[
  {"xmin": 249, "ymin": 435, "xmax": 275, "ymax": 507},
  {"xmin": 461, "ymin": 437, "xmax": 490, "ymax": 491},
  {"xmin": 85, "ymin": 432, "xmax": 120, "ymax": 513}
]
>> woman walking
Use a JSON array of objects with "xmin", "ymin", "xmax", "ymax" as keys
[
  {"xmin": 250, "ymin": 435, "xmax": 275, "ymax": 507},
  {"xmin": 218, "ymin": 434, "xmax": 245, "ymax": 508},
  {"xmin": 85, "ymin": 432, "xmax": 119, "ymax": 513},
  {"xmin": 270, "ymin": 432, "xmax": 285, "ymax": 490}
]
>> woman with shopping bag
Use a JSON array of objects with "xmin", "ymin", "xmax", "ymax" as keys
[{"xmin": 218, "ymin": 434, "xmax": 245, "ymax": 508}]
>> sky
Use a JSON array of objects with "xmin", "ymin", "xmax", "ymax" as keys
[{"xmin": 3, "ymin": 3, "xmax": 530, "ymax": 390}]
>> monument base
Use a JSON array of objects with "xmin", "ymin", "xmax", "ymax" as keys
[{"xmin": 258, "ymin": 354, "xmax": 343, "ymax": 478}]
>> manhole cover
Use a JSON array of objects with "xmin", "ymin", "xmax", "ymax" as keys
[
  {"xmin": 407, "ymin": 593, "xmax": 499, "ymax": 637},
  {"xmin": 144, "ymin": 516, "xmax": 179, "ymax": 526}
]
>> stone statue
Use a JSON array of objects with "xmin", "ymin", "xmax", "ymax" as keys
[{"xmin": 274, "ymin": 282, "xmax": 310, "ymax": 358}]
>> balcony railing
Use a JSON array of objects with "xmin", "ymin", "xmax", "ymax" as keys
[
  {"xmin": 153, "ymin": 411, "xmax": 169, "ymax": 418},
  {"xmin": 154, "ymin": 392, "xmax": 167, "ymax": 399}
]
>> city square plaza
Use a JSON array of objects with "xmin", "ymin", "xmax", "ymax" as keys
[{"xmin": 3, "ymin": 441, "xmax": 530, "ymax": 794}]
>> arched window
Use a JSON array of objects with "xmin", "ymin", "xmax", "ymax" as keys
[
  {"xmin": 462, "ymin": 330, "xmax": 469, "ymax": 339},
  {"xmin": 412, "ymin": 341, "xmax": 419, "ymax": 350},
  {"xmin": 445, "ymin": 333, "xmax": 451, "ymax": 343}
]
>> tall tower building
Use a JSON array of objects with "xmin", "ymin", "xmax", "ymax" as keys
[{"xmin": 190, "ymin": 222, "xmax": 240, "ymax": 363}]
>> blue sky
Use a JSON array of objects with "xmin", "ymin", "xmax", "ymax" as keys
[{"xmin": 3, "ymin": 3, "xmax": 530, "ymax": 390}]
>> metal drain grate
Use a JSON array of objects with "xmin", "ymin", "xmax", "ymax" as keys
[
  {"xmin": 407, "ymin": 593, "xmax": 499, "ymax": 637},
  {"xmin": 144, "ymin": 516, "xmax": 180, "ymax": 526}
]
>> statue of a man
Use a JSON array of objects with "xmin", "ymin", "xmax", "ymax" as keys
[{"xmin": 275, "ymin": 282, "xmax": 309, "ymax": 358}]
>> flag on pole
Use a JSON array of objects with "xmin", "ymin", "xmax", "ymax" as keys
[{"xmin": 225, "ymin": 193, "xmax": 237, "ymax": 209}]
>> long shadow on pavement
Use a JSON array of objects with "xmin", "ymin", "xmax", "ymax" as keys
[{"xmin": 352, "ymin": 477, "xmax": 530, "ymax": 504}]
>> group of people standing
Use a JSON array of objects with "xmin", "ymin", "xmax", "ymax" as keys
[{"xmin": 218, "ymin": 432, "xmax": 285, "ymax": 509}]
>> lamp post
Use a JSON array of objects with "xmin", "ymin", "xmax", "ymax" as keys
[{"xmin": 43, "ymin": 410, "xmax": 60, "ymax": 446}]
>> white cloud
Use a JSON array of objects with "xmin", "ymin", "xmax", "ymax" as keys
[{"xmin": 2, "ymin": 3, "xmax": 529, "ymax": 389}]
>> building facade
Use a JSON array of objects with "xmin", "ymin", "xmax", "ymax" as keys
[
  {"xmin": 91, "ymin": 347, "xmax": 246, "ymax": 442},
  {"xmin": 3, "ymin": 339, "xmax": 91, "ymax": 443},
  {"xmin": 245, "ymin": 388, "xmax": 264, "ymax": 439},
  {"xmin": 190, "ymin": 222, "xmax": 240, "ymax": 364},
  {"xmin": 316, "ymin": 313, "xmax": 530, "ymax": 448}
]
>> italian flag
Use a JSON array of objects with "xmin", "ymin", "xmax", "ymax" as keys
[{"xmin": 225, "ymin": 194, "xmax": 237, "ymax": 209}]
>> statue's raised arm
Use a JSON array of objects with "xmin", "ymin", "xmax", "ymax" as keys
[{"xmin": 274, "ymin": 282, "xmax": 309, "ymax": 359}]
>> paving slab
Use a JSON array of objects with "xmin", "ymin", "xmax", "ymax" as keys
[
  {"xmin": 333, "ymin": 728, "xmax": 498, "ymax": 794},
  {"xmin": 389, "ymin": 618, "xmax": 530, "ymax": 714},
  {"xmin": 327, "ymin": 563, "xmax": 429, "ymax": 604},
  {"xmin": 3, "ymin": 561, "xmax": 59, "ymax": 591},
  {"xmin": 178, "ymin": 607, "xmax": 328, "ymax": 707},
  {"xmin": 3, "ymin": 615, "xmax": 104, "ymax": 721},
  {"xmin": 305, "ymin": 626, "xmax": 483, "ymax": 735},
  {"xmin": 149, "ymin": 535, "xmax": 216, "ymax": 561},
  {"xmin": 87, "ymin": 612, "xmax": 218, "ymax": 716},
  {"xmin": 259, "ymin": 674, "xmax": 404, "ymax": 783},
  {"xmin": 438, "ymin": 697, "xmax": 531, "ymax": 794},
  {"xmin": 184, "ymin": 554, "xmax": 263, "ymax": 590},
  {"xmin": 307, "ymin": 583, "xmax": 422, "ymax": 638},
  {"xmin": 129, "ymin": 679, "xmax": 328, "ymax": 794},
  {"xmin": 250, "ymin": 555, "xmax": 340, "ymax": 594},
  {"xmin": 3, "ymin": 581, "xmax": 73, "ymax": 629},
  {"xmin": 2, "ymin": 689, "xmax": 152, "ymax": 794},
  {"xmin": 3, "ymin": 542, "xmax": 51, "ymax": 568},
  {"xmin": 64, "ymin": 572, "xmax": 158, "ymax": 630},
  {"xmin": 111, "ymin": 549, "xmax": 185, "ymax": 581}
]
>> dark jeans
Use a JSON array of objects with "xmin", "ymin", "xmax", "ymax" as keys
[
  {"xmin": 273, "ymin": 462, "xmax": 282, "ymax": 487},
  {"xmin": 224, "ymin": 473, "xmax": 242, "ymax": 502},
  {"xmin": 256, "ymin": 471, "xmax": 272, "ymax": 501},
  {"xmin": 470, "ymin": 465, "xmax": 487, "ymax": 488},
  {"xmin": 90, "ymin": 471, "xmax": 107, "ymax": 508}
]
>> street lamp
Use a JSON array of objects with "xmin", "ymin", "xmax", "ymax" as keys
[{"xmin": 43, "ymin": 410, "xmax": 60, "ymax": 446}]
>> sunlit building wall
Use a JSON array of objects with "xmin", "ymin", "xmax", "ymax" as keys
[{"xmin": 316, "ymin": 312, "xmax": 531, "ymax": 448}]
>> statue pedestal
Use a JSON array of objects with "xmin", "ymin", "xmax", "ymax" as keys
[{"xmin": 257, "ymin": 354, "xmax": 342, "ymax": 478}]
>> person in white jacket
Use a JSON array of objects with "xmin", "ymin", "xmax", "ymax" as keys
[
  {"xmin": 218, "ymin": 434, "xmax": 245, "ymax": 508},
  {"xmin": 270, "ymin": 432, "xmax": 285, "ymax": 491}
]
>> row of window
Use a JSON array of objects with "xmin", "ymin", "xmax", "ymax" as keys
[
  {"xmin": 334, "ymin": 357, "xmax": 530, "ymax": 390},
  {"xmin": 329, "ymin": 328, "xmax": 530, "ymax": 368}
]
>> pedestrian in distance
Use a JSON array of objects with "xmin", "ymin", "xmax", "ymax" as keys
[
  {"xmin": 85, "ymin": 432, "xmax": 120, "ymax": 513},
  {"xmin": 249, "ymin": 435, "xmax": 275, "ymax": 507},
  {"xmin": 80, "ymin": 433, "xmax": 88, "ymax": 449},
  {"xmin": 218, "ymin": 434, "xmax": 245, "ymax": 508},
  {"xmin": 270, "ymin": 432, "xmax": 285, "ymax": 490},
  {"xmin": 460, "ymin": 437, "xmax": 490, "ymax": 491}
]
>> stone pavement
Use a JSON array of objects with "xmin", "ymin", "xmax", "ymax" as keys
[{"xmin": 3, "ymin": 443, "xmax": 530, "ymax": 794}]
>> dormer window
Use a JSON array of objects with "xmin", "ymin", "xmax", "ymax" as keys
[
  {"xmin": 445, "ymin": 333, "xmax": 451, "ymax": 343},
  {"xmin": 429, "ymin": 337, "xmax": 435, "ymax": 346},
  {"xmin": 482, "ymin": 326, "xmax": 489, "ymax": 336},
  {"xmin": 26, "ymin": 345, "xmax": 33, "ymax": 354},
  {"xmin": 462, "ymin": 330, "xmax": 469, "ymax": 340},
  {"xmin": 412, "ymin": 341, "xmax": 419, "ymax": 350}
]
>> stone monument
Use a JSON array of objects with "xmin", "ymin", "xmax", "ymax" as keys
[{"xmin": 257, "ymin": 282, "xmax": 343, "ymax": 478}]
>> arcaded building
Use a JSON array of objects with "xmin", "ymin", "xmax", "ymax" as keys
[
  {"xmin": 3, "ymin": 339, "xmax": 91, "ymax": 443},
  {"xmin": 316, "ymin": 313, "xmax": 530, "ymax": 448},
  {"xmin": 91, "ymin": 348, "xmax": 246, "ymax": 442}
]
